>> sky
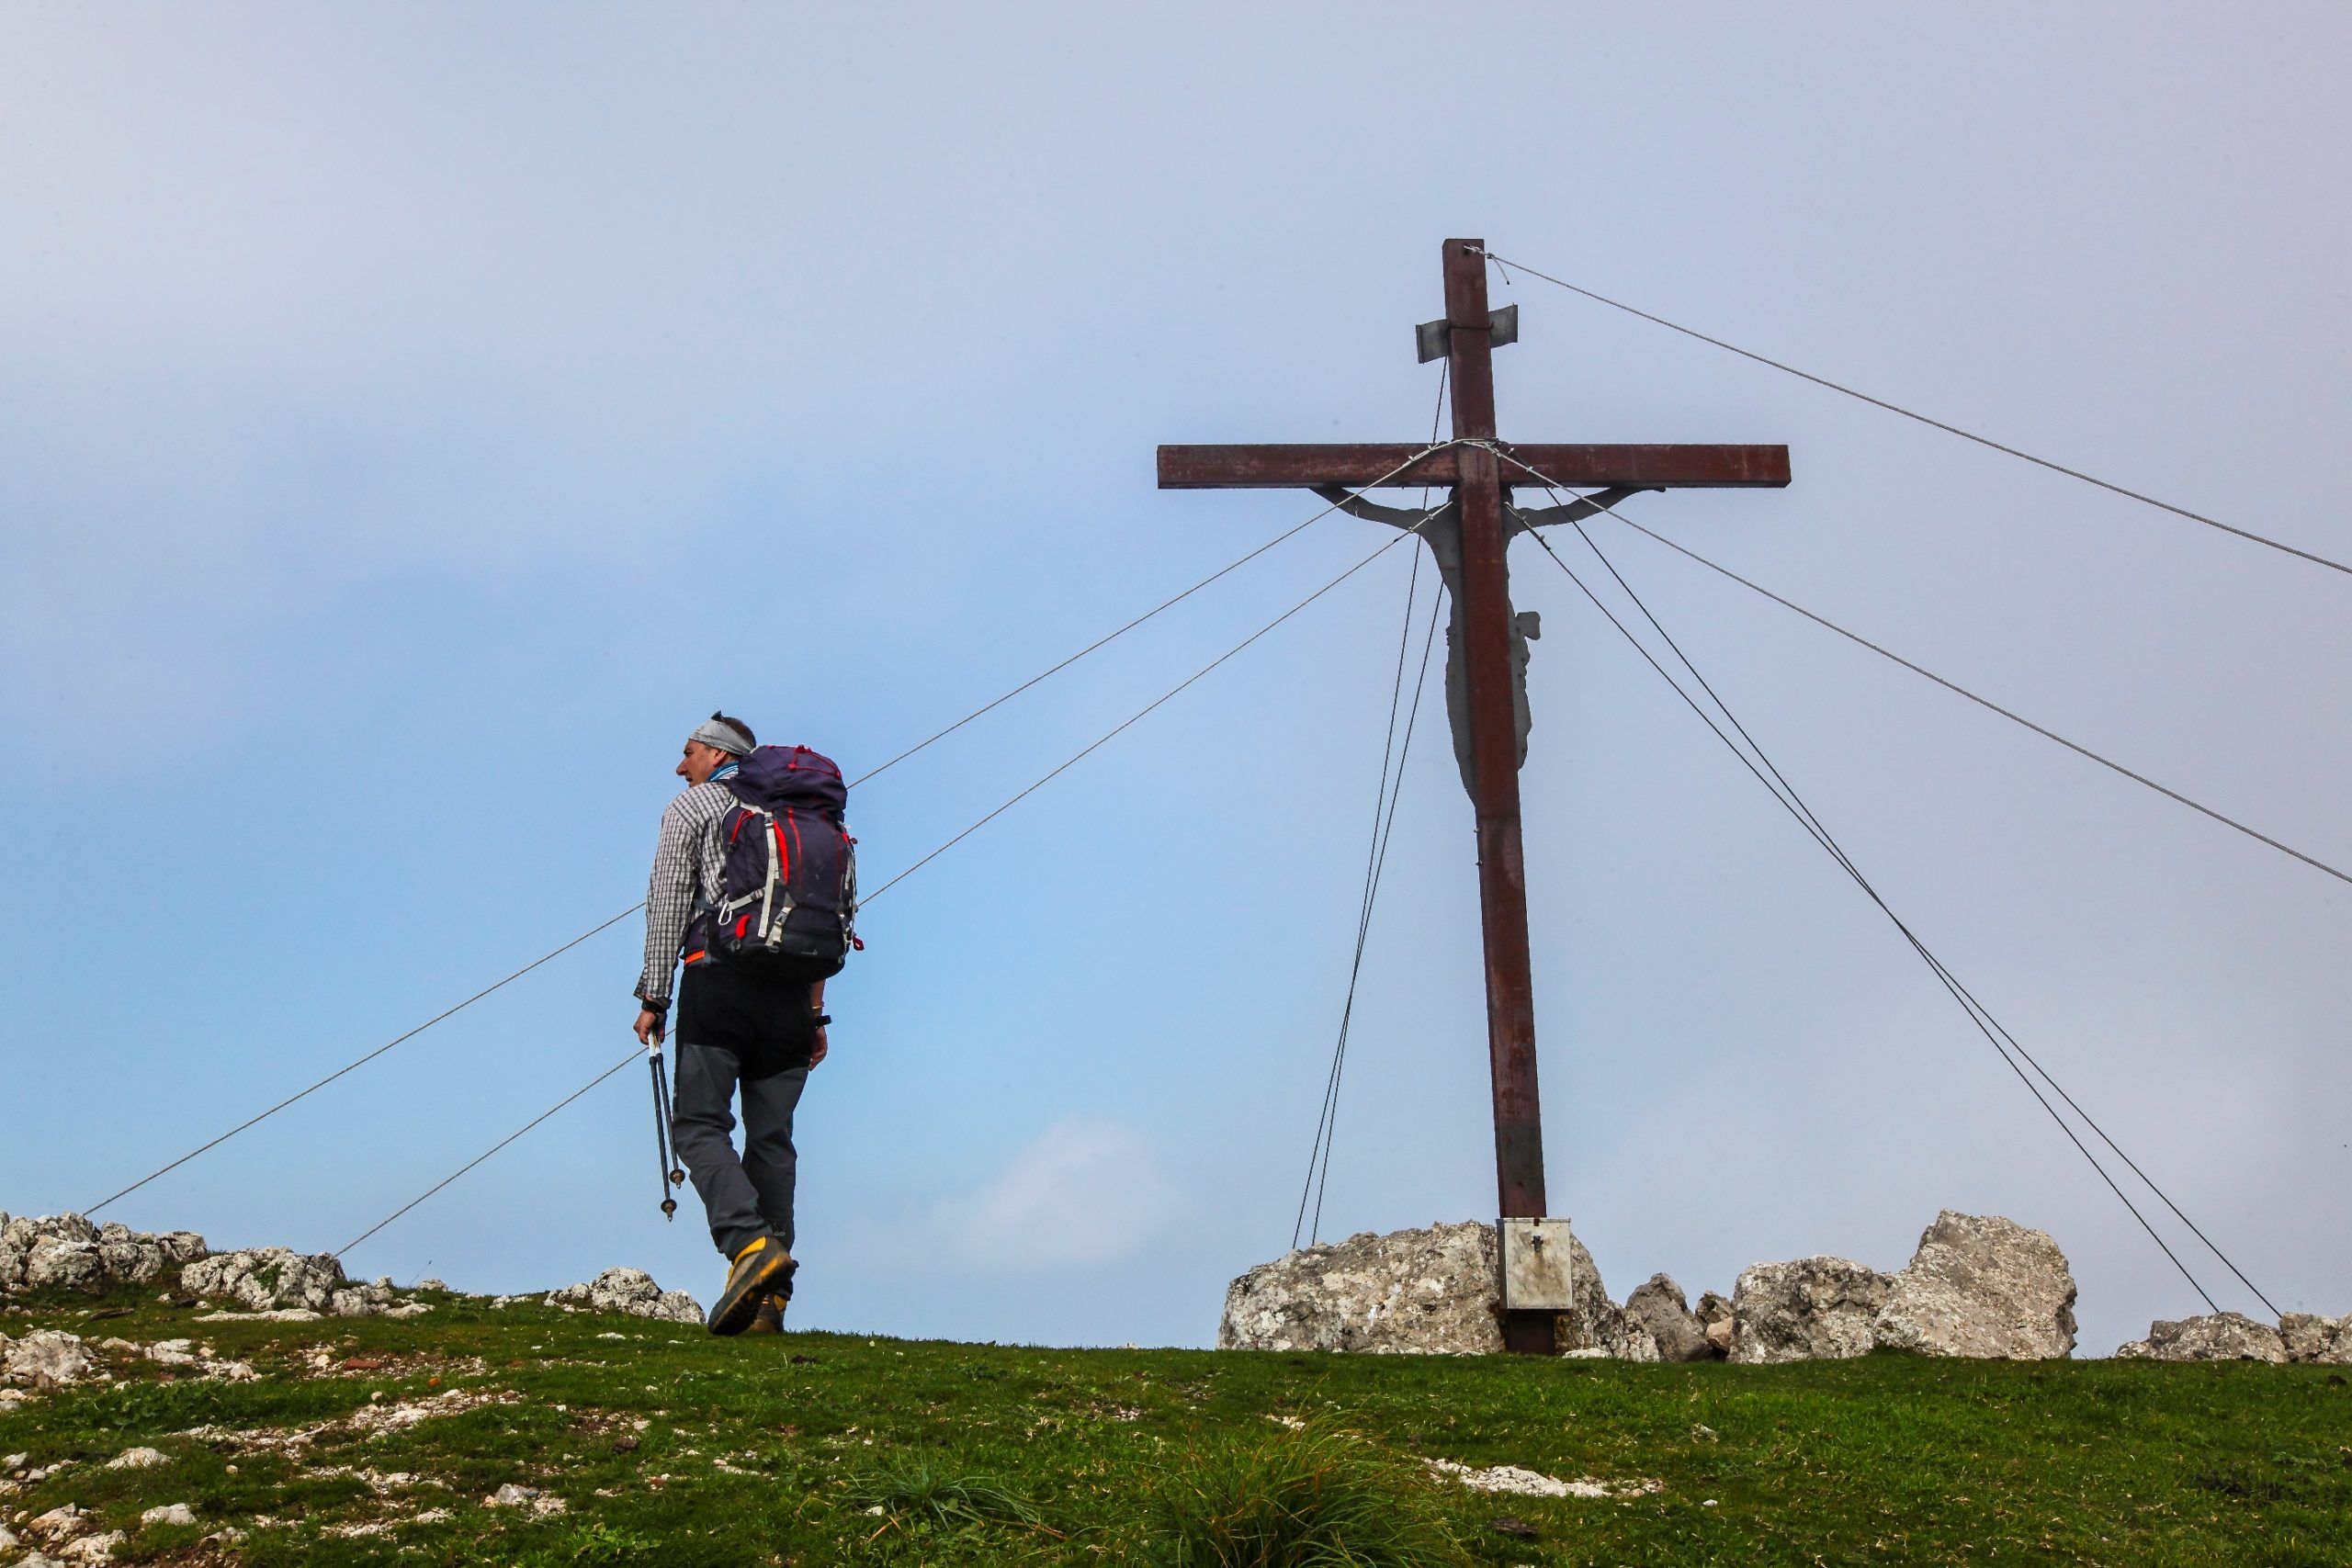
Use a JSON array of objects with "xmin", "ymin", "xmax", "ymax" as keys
[{"xmin": 2, "ymin": 3, "xmax": 2346, "ymax": 1357}]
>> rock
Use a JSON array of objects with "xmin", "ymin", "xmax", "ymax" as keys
[
  {"xmin": 180, "ymin": 1247, "xmax": 346, "ymax": 1314},
  {"xmin": 1622, "ymin": 1274, "xmax": 1715, "ymax": 1363},
  {"xmin": 154, "ymin": 1231, "xmax": 207, "ymax": 1264},
  {"xmin": 1695, "ymin": 1291, "xmax": 1734, "ymax": 1354},
  {"xmin": 24, "ymin": 1240, "xmax": 106, "ymax": 1294},
  {"xmin": 2280, "ymin": 1312, "xmax": 2352, "ymax": 1365},
  {"xmin": 0, "ymin": 1214, "xmax": 200, "ymax": 1298},
  {"xmin": 2114, "ymin": 1312, "xmax": 2287, "ymax": 1362},
  {"xmin": 1555, "ymin": 1235, "xmax": 1656, "ymax": 1360},
  {"xmin": 1727, "ymin": 1257, "xmax": 1890, "ymax": 1364},
  {"xmin": 139, "ymin": 1505, "xmax": 196, "ymax": 1529},
  {"xmin": 1218, "ymin": 1222, "xmax": 1505, "ymax": 1354},
  {"xmin": 485, "ymin": 1483, "xmax": 540, "ymax": 1507},
  {"xmin": 58, "ymin": 1529, "xmax": 125, "ymax": 1563},
  {"xmin": 4, "ymin": 1330, "xmax": 95, "ymax": 1387},
  {"xmin": 28, "ymin": 1505, "xmax": 87, "ymax": 1540},
  {"xmin": 1218, "ymin": 1222, "xmax": 1657, "ymax": 1359},
  {"xmin": 1703, "ymin": 1315, "xmax": 1734, "ymax": 1355},
  {"xmin": 544, "ymin": 1268, "xmax": 704, "ymax": 1325},
  {"xmin": 96, "ymin": 1239, "xmax": 164, "ymax": 1286},
  {"xmin": 416, "ymin": 1278, "xmax": 448, "ymax": 1292},
  {"xmin": 107, "ymin": 1447, "xmax": 167, "ymax": 1471},
  {"xmin": 1871, "ymin": 1211, "xmax": 2076, "ymax": 1359}
]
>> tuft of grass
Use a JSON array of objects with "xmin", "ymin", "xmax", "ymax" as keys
[
  {"xmin": 848, "ymin": 1456, "xmax": 1051, "ymax": 1536},
  {"xmin": 1148, "ymin": 1427, "xmax": 1467, "ymax": 1568}
]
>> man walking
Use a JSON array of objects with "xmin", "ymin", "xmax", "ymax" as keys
[{"xmin": 634, "ymin": 713, "xmax": 843, "ymax": 1337}]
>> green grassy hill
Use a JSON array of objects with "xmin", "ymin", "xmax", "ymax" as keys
[{"xmin": 4, "ymin": 1280, "xmax": 2348, "ymax": 1566}]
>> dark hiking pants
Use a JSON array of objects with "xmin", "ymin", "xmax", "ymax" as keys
[{"xmin": 668, "ymin": 962, "xmax": 820, "ymax": 1262}]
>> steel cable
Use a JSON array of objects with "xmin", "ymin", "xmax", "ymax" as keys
[
  {"xmin": 85, "ymin": 906, "xmax": 644, "ymax": 1217},
  {"xmin": 334, "ymin": 1049, "xmax": 640, "ymax": 1258},
  {"xmin": 330, "ymin": 468, "xmax": 1468, "ymax": 1262},
  {"xmin": 1497, "ymin": 455, "xmax": 2267, "ymax": 1313},
  {"xmin": 1600, "ymin": 513, "xmax": 2352, "ymax": 889},
  {"xmin": 1524, "ymin": 519, "xmax": 2226, "ymax": 1314},
  {"xmin": 1292, "ymin": 562, "xmax": 1442, "ymax": 1251},
  {"xmin": 1293, "ymin": 366, "xmax": 1452, "ymax": 1251},
  {"xmin": 1476, "ymin": 248, "xmax": 2352, "ymax": 579},
  {"xmin": 86, "ymin": 453, "xmax": 1463, "ymax": 1219}
]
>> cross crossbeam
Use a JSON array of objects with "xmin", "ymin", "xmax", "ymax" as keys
[{"xmin": 1157, "ymin": 442, "xmax": 1789, "ymax": 491}]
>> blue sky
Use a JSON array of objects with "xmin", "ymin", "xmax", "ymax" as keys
[{"xmin": 3, "ymin": 3, "xmax": 2346, "ymax": 1354}]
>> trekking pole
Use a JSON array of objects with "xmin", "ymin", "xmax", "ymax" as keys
[{"xmin": 645, "ymin": 1038, "xmax": 683, "ymax": 1220}]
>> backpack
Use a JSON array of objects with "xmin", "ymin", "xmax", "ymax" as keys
[{"xmin": 688, "ymin": 744, "xmax": 859, "ymax": 981}]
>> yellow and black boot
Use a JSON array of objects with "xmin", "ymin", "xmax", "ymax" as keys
[
  {"xmin": 745, "ymin": 1292, "xmax": 789, "ymax": 1335},
  {"xmin": 707, "ymin": 1237, "xmax": 794, "ymax": 1337}
]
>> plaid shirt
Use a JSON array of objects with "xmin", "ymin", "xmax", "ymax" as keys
[{"xmin": 636, "ymin": 769, "xmax": 739, "ymax": 1009}]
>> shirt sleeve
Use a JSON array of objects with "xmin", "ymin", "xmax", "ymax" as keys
[{"xmin": 637, "ymin": 796, "xmax": 700, "ymax": 1007}]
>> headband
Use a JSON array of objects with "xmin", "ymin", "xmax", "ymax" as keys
[{"xmin": 689, "ymin": 716, "xmax": 752, "ymax": 756}]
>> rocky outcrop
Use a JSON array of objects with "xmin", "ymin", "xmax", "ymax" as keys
[
  {"xmin": 1219, "ymin": 1223, "xmax": 1506, "ymax": 1354},
  {"xmin": 1872, "ymin": 1211, "xmax": 2076, "ymax": 1359},
  {"xmin": 2280, "ymin": 1312, "xmax": 2352, "ymax": 1365},
  {"xmin": 2114, "ymin": 1312, "xmax": 2288, "ymax": 1363},
  {"xmin": 1622, "ymin": 1274, "xmax": 1715, "ymax": 1363},
  {"xmin": 543, "ymin": 1268, "xmax": 703, "ymax": 1325},
  {"xmin": 1728, "ymin": 1257, "xmax": 1890, "ymax": 1364},
  {"xmin": 1, "ymin": 1213, "xmax": 205, "ymax": 1298},
  {"xmin": 1216, "ymin": 1221, "xmax": 1665, "ymax": 1359},
  {"xmin": 180, "ymin": 1247, "xmax": 341, "ymax": 1313},
  {"xmin": 173, "ymin": 1247, "xmax": 428, "ymax": 1319},
  {"xmin": 1215, "ymin": 1211, "xmax": 2097, "ymax": 1365}
]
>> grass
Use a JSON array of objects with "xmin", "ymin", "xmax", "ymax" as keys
[{"xmin": 2, "ymin": 1278, "xmax": 2348, "ymax": 1565}]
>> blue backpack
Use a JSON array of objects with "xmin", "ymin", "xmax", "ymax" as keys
[{"xmin": 688, "ymin": 745, "xmax": 859, "ymax": 980}]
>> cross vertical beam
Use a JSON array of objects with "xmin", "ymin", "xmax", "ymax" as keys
[{"xmin": 1442, "ymin": 240, "xmax": 1555, "ymax": 1355}]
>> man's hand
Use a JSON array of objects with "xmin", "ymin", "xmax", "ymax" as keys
[
  {"xmin": 634, "ymin": 1008, "xmax": 665, "ymax": 1046},
  {"xmin": 808, "ymin": 1025, "xmax": 829, "ymax": 1069}
]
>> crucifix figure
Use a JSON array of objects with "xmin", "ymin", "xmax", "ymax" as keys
[{"xmin": 1159, "ymin": 238, "xmax": 1790, "ymax": 1353}]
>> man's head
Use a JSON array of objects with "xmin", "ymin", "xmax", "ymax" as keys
[{"xmin": 677, "ymin": 712, "xmax": 754, "ymax": 784}]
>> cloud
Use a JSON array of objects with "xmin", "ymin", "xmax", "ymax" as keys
[{"xmin": 937, "ymin": 1117, "xmax": 1182, "ymax": 1270}]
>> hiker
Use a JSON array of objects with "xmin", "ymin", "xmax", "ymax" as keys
[{"xmin": 633, "ymin": 713, "xmax": 857, "ymax": 1337}]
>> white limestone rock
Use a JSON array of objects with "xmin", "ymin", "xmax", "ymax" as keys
[
  {"xmin": 1871, "ymin": 1211, "xmax": 2077, "ymax": 1359},
  {"xmin": 0, "ymin": 1215, "xmax": 208, "ymax": 1298},
  {"xmin": 107, "ymin": 1447, "xmax": 167, "ymax": 1471},
  {"xmin": 2279, "ymin": 1312, "xmax": 2352, "ymax": 1364},
  {"xmin": 4, "ymin": 1330, "xmax": 95, "ymax": 1388},
  {"xmin": 1728, "ymin": 1257, "xmax": 1890, "ymax": 1364},
  {"xmin": 1217, "ymin": 1220, "xmax": 1655, "ymax": 1359},
  {"xmin": 1219, "ymin": 1222, "xmax": 1507, "ymax": 1354},
  {"xmin": 180, "ymin": 1247, "xmax": 347, "ymax": 1314},
  {"xmin": 139, "ymin": 1504, "xmax": 197, "ymax": 1529},
  {"xmin": 1622, "ymin": 1273, "xmax": 1716, "ymax": 1363},
  {"xmin": 545, "ymin": 1268, "xmax": 705, "ymax": 1324},
  {"xmin": 58, "ymin": 1529, "xmax": 125, "ymax": 1564},
  {"xmin": 2114, "ymin": 1312, "xmax": 2288, "ymax": 1362},
  {"xmin": 23, "ymin": 1239, "xmax": 106, "ymax": 1294}
]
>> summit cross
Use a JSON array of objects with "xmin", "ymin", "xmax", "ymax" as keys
[{"xmin": 1159, "ymin": 238, "xmax": 1790, "ymax": 1353}]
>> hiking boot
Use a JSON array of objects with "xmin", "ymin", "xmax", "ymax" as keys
[
  {"xmin": 744, "ymin": 1292, "xmax": 788, "ymax": 1335},
  {"xmin": 707, "ymin": 1237, "xmax": 794, "ymax": 1337}
]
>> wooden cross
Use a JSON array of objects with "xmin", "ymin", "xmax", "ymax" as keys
[{"xmin": 1159, "ymin": 238, "xmax": 1789, "ymax": 1353}]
